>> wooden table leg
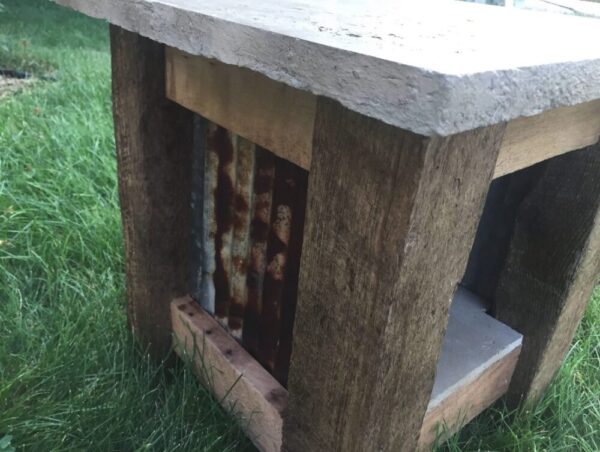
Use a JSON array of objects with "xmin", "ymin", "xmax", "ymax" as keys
[
  {"xmin": 284, "ymin": 98, "xmax": 506, "ymax": 451},
  {"xmin": 110, "ymin": 26, "xmax": 194, "ymax": 359},
  {"xmin": 493, "ymin": 143, "xmax": 600, "ymax": 406}
]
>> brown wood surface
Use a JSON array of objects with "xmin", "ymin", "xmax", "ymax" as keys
[
  {"xmin": 462, "ymin": 164, "xmax": 547, "ymax": 305},
  {"xmin": 166, "ymin": 47, "xmax": 315, "ymax": 170},
  {"xmin": 494, "ymin": 144, "xmax": 600, "ymax": 406},
  {"xmin": 495, "ymin": 100, "xmax": 600, "ymax": 178},
  {"xmin": 172, "ymin": 297, "xmax": 286, "ymax": 452},
  {"xmin": 284, "ymin": 98, "xmax": 506, "ymax": 452},
  {"xmin": 166, "ymin": 47, "xmax": 600, "ymax": 178},
  {"xmin": 110, "ymin": 26, "xmax": 193, "ymax": 359}
]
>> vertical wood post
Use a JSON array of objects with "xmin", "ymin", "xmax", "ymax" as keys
[
  {"xmin": 284, "ymin": 99, "xmax": 505, "ymax": 451},
  {"xmin": 494, "ymin": 144, "xmax": 600, "ymax": 406},
  {"xmin": 110, "ymin": 26, "xmax": 194, "ymax": 359}
]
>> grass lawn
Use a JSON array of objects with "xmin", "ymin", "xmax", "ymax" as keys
[{"xmin": 0, "ymin": 0, "xmax": 598, "ymax": 450}]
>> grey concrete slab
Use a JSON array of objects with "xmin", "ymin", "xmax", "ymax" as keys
[
  {"xmin": 54, "ymin": 0, "xmax": 600, "ymax": 135},
  {"xmin": 428, "ymin": 286, "xmax": 522, "ymax": 408}
]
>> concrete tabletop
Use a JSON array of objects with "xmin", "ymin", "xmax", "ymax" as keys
[{"xmin": 54, "ymin": 0, "xmax": 600, "ymax": 136}]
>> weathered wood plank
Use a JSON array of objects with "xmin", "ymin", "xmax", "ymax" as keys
[
  {"xmin": 462, "ymin": 164, "xmax": 547, "ymax": 304},
  {"xmin": 494, "ymin": 143, "xmax": 600, "ymax": 405},
  {"xmin": 167, "ymin": 48, "xmax": 600, "ymax": 178},
  {"xmin": 171, "ymin": 297, "xmax": 286, "ymax": 452},
  {"xmin": 110, "ymin": 26, "xmax": 193, "ymax": 359},
  {"xmin": 166, "ymin": 47, "xmax": 315, "ymax": 170},
  {"xmin": 172, "ymin": 290, "xmax": 522, "ymax": 452},
  {"xmin": 495, "ymin": 100, "xmax": 600, "ymax": 178},
  {"xmin": 284, "ymin": 99, "xmax": 506, "ymax": 451},
  {"xmin": 422, "ymin": 348, "xmax": 521, "ymax": 449},
  {"xmin": 418, "ymin": 287, "xmax": 522, "ymax": 449}
]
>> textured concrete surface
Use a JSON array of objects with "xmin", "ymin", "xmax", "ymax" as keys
[
  {"xmin": 429, "ymin": 286, "xmax": 522, "ymax": 408},
  {"xmin": 54, "ymin": 0, "xmax": 600, "ymax": 136}
]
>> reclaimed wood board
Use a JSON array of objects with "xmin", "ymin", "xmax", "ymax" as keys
[
  {"xmin": 172, "ymin": 296, "xmax": 286, "ymax": 452},
  {"xmin": 493, "ymin": 144, "xmax": 600, "ymax": 405},
  {"xmin": 171, "ymin": 287, "xmax": 522, "ymax": 452},
  {"xmin": 166, "ymin": 48, "xmax": 600, "ymax": 179},
  {"xmin": 284, "ymin": 99, "xmax": 505, "ymax": 452},
  {"xmin": 110, "ymin": 26, "xmax": 193, "ymax": 359}
]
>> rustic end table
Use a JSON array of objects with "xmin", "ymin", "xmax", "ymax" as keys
[{"xmin": 55, "ymin": 1, "xmax": 600, "ymax": 450}]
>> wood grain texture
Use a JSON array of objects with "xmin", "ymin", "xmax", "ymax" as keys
[
  {"xmin": 110, "ymin": 26, "xmax": 193, "ymax": 359},
  {"xmin": 495, "ymin": 99, "xmax": 600, "ymax": 178},
  {"xmin": 166, "ymin": 47, "xmax": 599, "ymax": 179},
  {"xmin": 171, "ymin": 297, "xmax": 286, "ymax": 452},
  {"xmin": 494, "ymin": 143, "xmax": 600, "ymax": 406},
  {"xmin": 462, "ymin": 164, "xmax": 547, "ymax": 304},
  {"xmin": 166, "ymin": 47, "xmax": 315, "ymax": 170},
  {"xmin": 284, "ymin": 99, "xmax": 506, "ymax": 452}
]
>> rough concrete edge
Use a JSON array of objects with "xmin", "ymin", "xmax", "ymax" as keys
[{"xmin": 52, "ymin": 0, "xmax": 600, "ymax": 137}]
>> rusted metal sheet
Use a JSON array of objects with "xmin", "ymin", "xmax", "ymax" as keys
[
  {"xmin": 211, "ymin": 126, "xmax": 237, "ymax": 327},
  {"xmin": 258, "ymin": 158, "xmax": 307, "ymax": 376},
  {"xmin": 273, "ymin": 163, "xmax": 307, "ymax": 386},
  {"xmin": 228, "ymin": 137, "xmax": 256, "ymax": 338},
  {"xmin": 201, "ymin": 122, "xmax": 220, "ymax": 314},
  {"xmin": 189, "ymin": 114, "xmax": 206, "ymax": 303},
  {"xmin": 242, "ymin": 148, "xmax": 276, "ymax": 359},
  {"xmin": 191, "ymin": 120, "xmax": 308, "ymax": 386}
]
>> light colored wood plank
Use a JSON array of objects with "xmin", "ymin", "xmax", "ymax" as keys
[
  {"xmin": 166, "ymin": 47, "xmax": 600, "ymax": 178},
  {"xmin": 495, "ymin": 99, "xmax": 600, "ymax": 177},
  {"xmin": 171, "ymin": 297, "xmax": 286, "ymax": 452},
  {"xmin": 418, "ymin": 287, "xmax": 522, "ymax": 449},
  {"xmin": 166, "ymin": 47, "xmax": 315, "ymax": 170}
]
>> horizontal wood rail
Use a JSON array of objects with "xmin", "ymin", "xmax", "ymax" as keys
[
  {"xmin": 166, "ymin": 47, "xmax": 600, "ymax": 179},
  {"xmin": 171, "ymin": 287, "xmax": 522, "ymax": 451},
  {"xmin": 171, "ymin": 297, "xmax": 286, "ymax": 452}
]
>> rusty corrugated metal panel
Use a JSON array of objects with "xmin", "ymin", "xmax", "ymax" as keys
[
  {"xmin": 242, "ymin": 148, "xmax": 276, "ymax": 357},
  {"xmin": 273, "ymin": 162, "xmax": 308, "ymax": 386},
  {"xmin": 212, "ymin": 126, "xmax": 237, "ymax": 327},
  {"xmin": 258, "ymin": 158, "xmax": 298, "ymax": 373},
  {"xmin": 190, "ymin": 114, "xmax": 206, "ymax": 303},
  {"xmin": 192, "ymin": 122, "xmax": 308, "ymax": 386},
  {"xmin": 228, "ymin": 137, "xmax": 256, "ymax": 339},
  {"xmin": 201, "ymin": 122, "xmax": 220, "ymax": 314}
]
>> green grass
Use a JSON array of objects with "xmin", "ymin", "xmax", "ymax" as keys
[
  {"xmin": 0, "ymin": 1, "xmax": 251, "ymax": 450},
  {"xmin": 0, "ymin": 1, "xmax": 598, "ymax": 451}
]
